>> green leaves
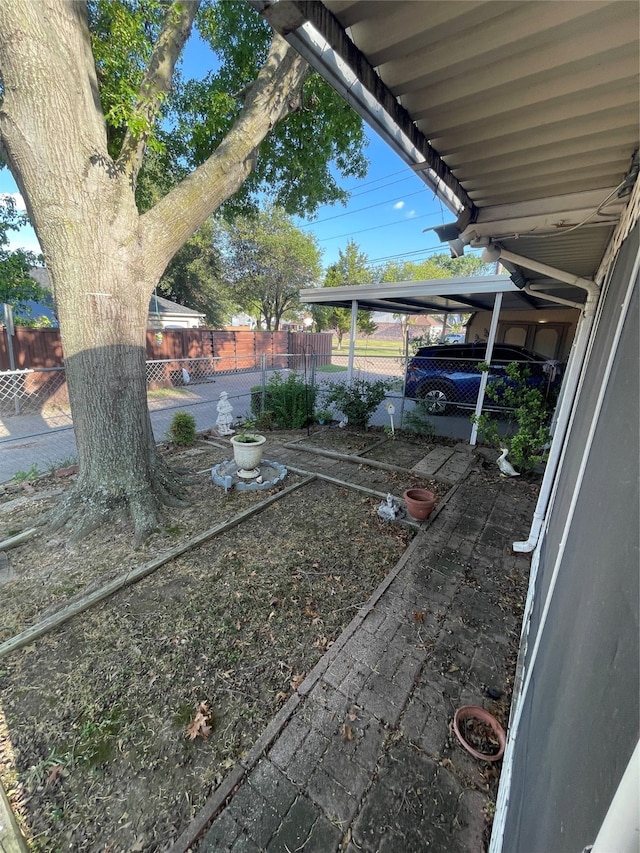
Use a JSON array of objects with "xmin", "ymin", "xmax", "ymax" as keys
[
  {"xmin": 472, "ymin": 361, "xmax": 557, "ymax": 473},
  {"xmin": 0, "ymin": 195, "xmax": 46, "ymax": 314},
  {"xmin": 89, "ymin": 0, "xmax": 165, "ymax": 154},
  {"xmin": 223, "ymin": 205, "xmax": 322, "ymax": 330},
  {"xmin": 320, "ymin": 241, "xmax": 376, "ymax": 345},
  {"xmin": 323, "ymin": 377, "xmax": 391, "ymax": 429},
  {"xmin": 158, "ymin": 218, "xmax": 231, "ymax": 325}
]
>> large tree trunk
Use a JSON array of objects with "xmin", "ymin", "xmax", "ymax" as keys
[
  {"xmin": 54, "ymin": 253, "xmax": 184, "ymax": 542},
  {"xmin": 0, "ymin": 1, "xmax": 308, "ymax": 540}
]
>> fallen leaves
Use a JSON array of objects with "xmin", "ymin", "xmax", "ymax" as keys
[
  {"xmin": 290, "ymin": 673, "xmax": 305, "ymax": 691},
  {"xmin": 185, "ymin": 701, "xmax": 214, "ymax": 740},
  {"xmin": 304, "ymin": 601, "xmax": 320, "ymax": 622},
  {"xmin": 313, "ymin": 635, "xmax": 332, "ymax": 652},
  {"xmin": 46, "ymin": 764, "xmax": 65, "ymax": 787}
]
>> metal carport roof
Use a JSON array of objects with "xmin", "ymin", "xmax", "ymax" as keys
[
  {"xmin": 250, "ymin": 0, "xmax": 639, "ymax": 294},
  {"xmin": 299, "ymin": 274, "xmax": 581, "ymax": 315}
]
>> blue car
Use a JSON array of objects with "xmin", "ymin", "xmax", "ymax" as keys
[{"xmin": 405, "ymin": 342, "xmax": 560, "ymax": 415}]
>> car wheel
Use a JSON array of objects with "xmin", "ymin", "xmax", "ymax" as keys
[{"xmin": 421, "ymin": 384, "xmax": 453, "ymax": 415}]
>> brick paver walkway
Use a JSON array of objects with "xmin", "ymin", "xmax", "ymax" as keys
[{"xmin": 170, "ymin": 444, "xmax": 535, "ymax": 853}]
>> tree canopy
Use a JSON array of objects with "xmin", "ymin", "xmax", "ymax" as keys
[
  {"xmin": 85, "ymin": 0, "xmax": 368, "ymax": 217},
  {"xmin": 377, "ymin": 253, "xmax": 490, "ymax": 283},
  {"xmin": 311, "ymin": 240, "xmax": 376, "ymax": 347},
  {"xmin": 157, "ymin": 218, "xmax": 232, "ymax": 326},
  {"xmin": 223, "ymin": 205, "xmax": 322, "ymax": 331},
  {"xmin": 0, "ymin": 0, "xmax": 368, "ymax": 541},
  {"xmin": 0, "ymin": 195, "xmax": 46, "ymax": 318}
]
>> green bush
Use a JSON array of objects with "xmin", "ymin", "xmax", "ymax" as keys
[
  {"xmin": 168, "ymin": 411, "xmax": 196, "ymax": 446},
  {"xmin": 472, "ymin": 361, "xmax": 557, "ymax": 472},
  {"xmin": 251, "ymin": 372, "xmax": 316, "ymax": 429},
  {"xmin": 322, "ymin": 377, "xmax": 391, "ymax": 429},
  {"xmin": 403, "ymin": 402, "xmax": 436, "ymax": 438}
]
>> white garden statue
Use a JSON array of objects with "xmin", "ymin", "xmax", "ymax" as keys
[{"xmin": 216, "ymin": 391, "xmax": 235, "ymax": 436}]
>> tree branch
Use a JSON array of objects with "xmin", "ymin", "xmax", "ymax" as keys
[
  {"xmin": 116, "ymin": 0, "xmax": 200, "ymax": 187},
  {"xmin": 140, "ymin": 33, "xmax": 309, "ymax": 279}
]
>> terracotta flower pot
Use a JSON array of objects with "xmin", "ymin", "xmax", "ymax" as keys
[
  {"xmin": 403, "ymin": 488, "xmax": 436, "ymax": 520},
  {"xmin": 453, "ymin": 705, "xmax": 506, "ymax": 762}
]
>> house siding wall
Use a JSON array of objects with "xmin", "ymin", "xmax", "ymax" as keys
[
  {"xmin": 501, "ymin": 224, "xmax": 639, "ymax": 852},
  {"xmin": 466, "ymin": 307, "xmax": 579, "ymax": 361}
]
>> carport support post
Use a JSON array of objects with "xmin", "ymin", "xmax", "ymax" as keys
[
  {"xmin": 347, "ymin": 299, "xmax": 358, "ymax": 384},
  {"xmin": 470, "ymin": 291, "xmax": 502, "ymax": 445}
]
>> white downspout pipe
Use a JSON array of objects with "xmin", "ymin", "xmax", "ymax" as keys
[
  {"xmin": 469, "ymin": 291, "xmax": 502, "ymax": 445},
  {"xmin": 487, "ymin": 247, "xmax": 601, "ymax": 553},
  {"xmin": 513, "ymin": 294, "xmax": 596, "ymax": 551},
  {"xmin": 499, "ymin": 248, "xmax": 597, "ymax": 294},
  {"xmin": 523, "ymin": 284, "xmax": 583, "ymax": 310},
  {"xmin": 347, "ymin": 299, "xmax": 357, "ymax": 385}
]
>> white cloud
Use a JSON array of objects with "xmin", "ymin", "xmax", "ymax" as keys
[
  {"xmin": 393, "ymin": 201, "xmax": 405, "ymax": 210},
  {"xmin": 406, "ymin": 210, "xmax": 417, "ymax": 218}
]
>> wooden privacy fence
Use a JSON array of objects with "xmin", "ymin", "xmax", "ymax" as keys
[{"xmin": 0, "ymin": 327, "xmax": 332, "ymax": 371}]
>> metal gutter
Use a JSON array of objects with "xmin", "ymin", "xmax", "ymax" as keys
[
  {"xmin": 474, "ymin": 246, "xmax": 600, "ymax": 554},
  {"xmin": 247, "ymin": 0, "xmax": 471, "ymax": 217}
]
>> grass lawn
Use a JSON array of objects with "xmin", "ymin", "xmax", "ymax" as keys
[
  {"xmin": 316, "ymin": 363, "xmax": 347, "ymax": 372},
  {"xmin": 331, "ymin": 338, "xmax": 405, "ymax": 357}
]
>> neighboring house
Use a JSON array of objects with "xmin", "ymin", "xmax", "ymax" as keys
[
  {"xmin": 10, "ymin": 267, "xmax": 59, "ymax": 326},
  {"xmin": 23, "ymin": 269, "xmax": 205, "ymax": 329},
  {"xmin": 147, "ymin": 293, "xmax": 205, "ymax": 329},
  {"xmin": 228, "ymin": 312, "xmax": 257, "ymax": 330}
]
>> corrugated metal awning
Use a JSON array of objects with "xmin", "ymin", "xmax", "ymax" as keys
[{"xmin": 299, "ymin": 274, "xmax": 566, "ymax": 314}]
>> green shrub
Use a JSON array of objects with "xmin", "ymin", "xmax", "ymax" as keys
[
  {"xmin": 168, "ymin": 411, "xmax": 196, "ymax": 446},
  {"xmin": 322, "ymin": 377, "xmax": 391, "ymax": 429},
  {"xmin": 12, "ymin": 463, "xmax": 41, "ymax": 482},
  {"xmin": 403, "ymin": 402, "xmax": 436, "ymax": 438},
  {"xmin": 251, "ymin": 372, "xmax": 316, "ymax": 429},
  {"xmin": 472, "ymin": 361, "xmax": 557, "ymax": 472}
]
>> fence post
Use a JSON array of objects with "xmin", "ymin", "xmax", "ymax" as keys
[
  {"xmin": 3, "ymin": 304, "xmax": 20, "ymax": 415},
  {"xmin": 309, "ymin": 352, "xmax": 316, "ymax": 389},
  {"xmin": 260, "ymin": 353, "xmax": 267, "ymax": 413}
]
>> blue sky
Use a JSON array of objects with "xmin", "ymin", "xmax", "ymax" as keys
[
  {"xmin": 292, "ymin": 128, "xmax": 453, "ymax": 272},
  {"xmin": 0, "ymin": 28, "xmax": 453, "ymax": 275}
]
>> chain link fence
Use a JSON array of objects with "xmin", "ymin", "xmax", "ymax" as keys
[
  {"xmin": 406, "ymin": 352, "xmax": 561, "ymax": 414},
  {"xmin": 2, "ymin": 351, "xmax": 513, "ymax": 436},
  {"xmin": 0, "ymin": 352, "xmax": 408, "ymax": 423},
  {"xmin": 0, "ymin": 367, "xmax": 69, "ymax": 416}
]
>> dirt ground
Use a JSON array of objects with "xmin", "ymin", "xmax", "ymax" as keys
[{"xmin": 0, "ymin": 427, "xmax": 449, "ymax": 852}]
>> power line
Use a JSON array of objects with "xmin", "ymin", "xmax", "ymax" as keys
[
  {"xmin": 316, "ymin": 213, "xmax": 431, "ymax": 242},
  {"xmin": 344, "ymin": 174, "xmax": 416, "ymax": 200},
  {"xmin": 314, "ymin": 207, "xmax": 447, "ymax": 246},
  {"xmin": 368, "ymin": 245, "xmax": 449, "ymax": 265},
  {"xmin": 338, "ymin": 168, "xmax": 409, "ymax": 194},
  {"xmin": 298, "ymin": 188, "xmax": 425, "ymax": 228}
]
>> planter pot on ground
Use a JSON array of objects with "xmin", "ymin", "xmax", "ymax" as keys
[
  {"xmin": 453, "ymin": 705, "xmax": 506, "ymax": 762},
  {"xmin": 403, "ymin": 488, "xmax": 436, "ymax": 520},
  {"xmin": 230, "ymin": 434, "xmax": 266, "ymax": 478}
]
